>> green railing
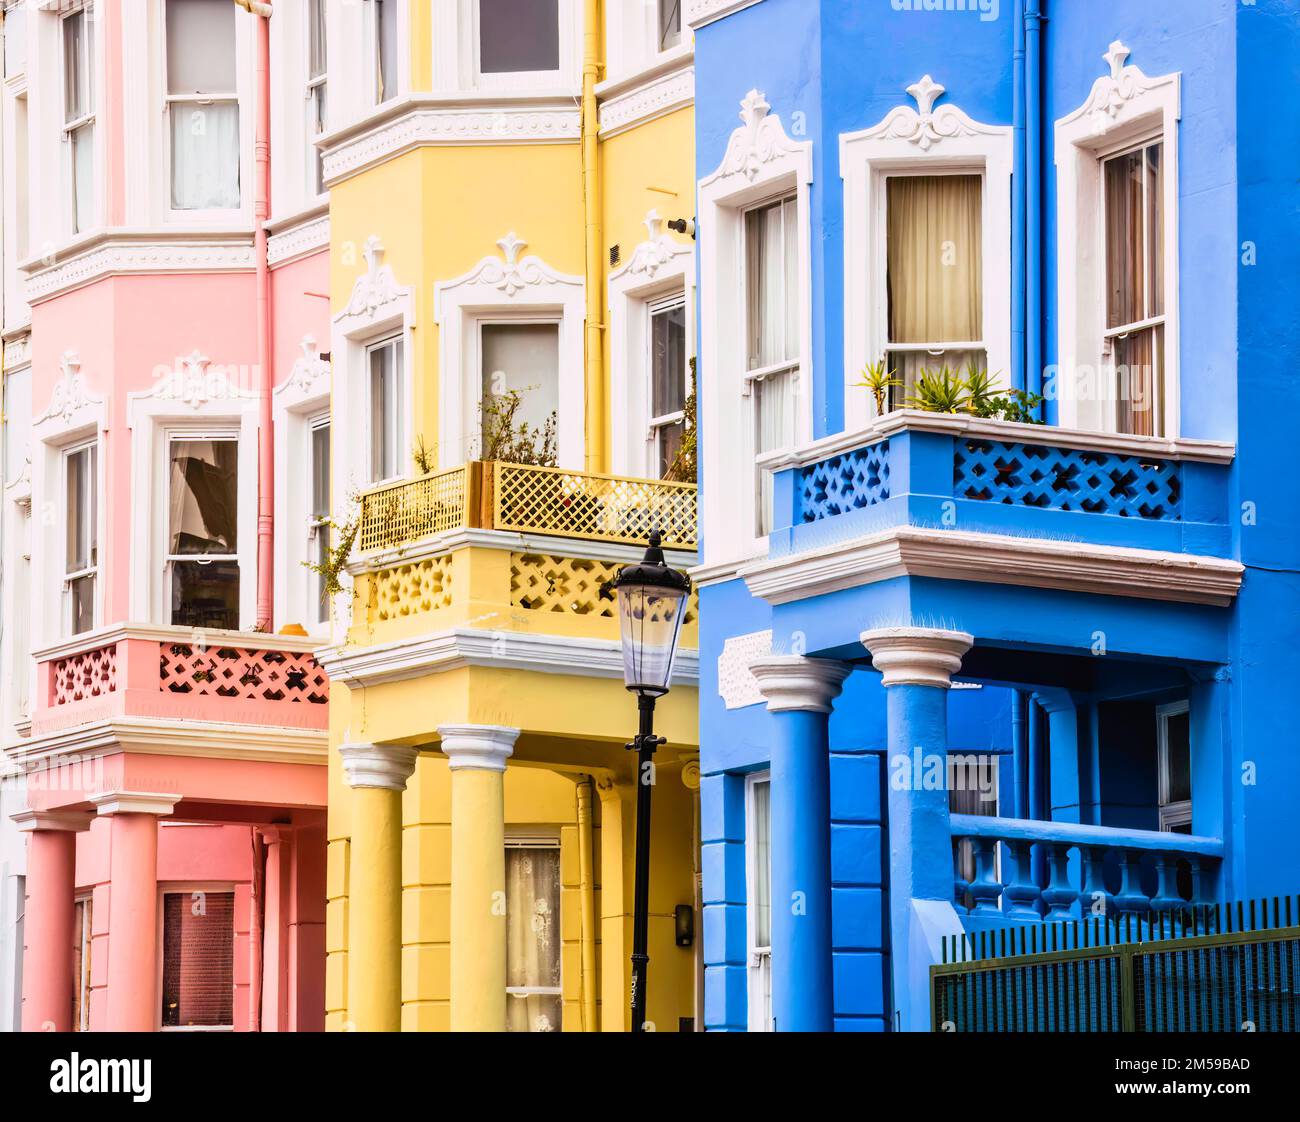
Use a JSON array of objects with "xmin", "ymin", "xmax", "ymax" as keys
[{"xmin": 932, "ymin": 896, "xmax": 1300, "ymax": 1032}]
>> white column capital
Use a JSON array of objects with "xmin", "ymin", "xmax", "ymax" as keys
[
  {"xmin": 89, "ymin": 791, "xmax": 182, "ymax": 817},
  {"xmin": 748, "ymin": 656, "xmax": 851, "ymax": 714},
  {"xmin": 437, "ymin": 724, "xmax": 520, "ymax": 772},
  {"xmin": 860, "ymin": 626, "xmax": 973, "ymax": 688},
  {"xmin": 339, "ymin": 743, "xmax": 419, "ymax": 791},
  {"xmin": 1033, "ymin": 687, "xmax": 1076, "ymax": 715},
  {"xmin": 11, "ymin": 809, "xmax": 94, "ymax": 833}
]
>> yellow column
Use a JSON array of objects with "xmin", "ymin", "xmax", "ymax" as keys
[
  {"xmin": 339, "ymin": 743, "xmax": 418, "ymax": 1032},
  {"xmin": 438, "ymin": 724, "xmax": 519, "ymax": 1032}
]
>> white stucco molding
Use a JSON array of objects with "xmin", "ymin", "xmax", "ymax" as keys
[
  {"xmin": 717, "ymin": 629, "xmax": 773, "ymax": 710},
  {"xmin": 338, "ymin": 742, "xmax": 420, "ymax": 791},
  {"xmin": 320, "ymin": 97, "xmax": 581, "ymax": 187},
  {"xmin": 748, "ymin": 655, "xmax": 851, "ymax": 714},
  {"xmin": 698, "ymin": 89, "xmax": 814, "ymax": 567},
  {"xmin": 267, "ymin": 207, "xmax": 331, "ymax": 268},
  {"xmin": 1055, "ymin": 41, "xmax": 1181, "ymax": 436},
  {"xmin": 11, "ymin": 809, "xmax": 93, "ymax": 832},
  {"xmin": 840, "ymin": 76, "xmax": 1013, "ymax": 432},
  {"xmin": 434, "ymin": 233, "xmax": 586, "ymax": 470},
  {"xmin": 741, "ymin": 525, "xmax": 1244, "ymax": 608},
  {"xmin": 598, "ymin": 56, "xmax": 695, "ymax": 139},
  {"xmin": 685, "ymin": 0, "xmax": 763, "ymax": 30},
  {"xmin": 860, "ymin": 627, "xmax": 974, "ymax": 689},
  {"xmin": 89, "ymin": 791, "xmax": 182, "ymax": 817},
  {"xmin": 437, "ymin": 724, "xmax": 520, "ymax": 772}
]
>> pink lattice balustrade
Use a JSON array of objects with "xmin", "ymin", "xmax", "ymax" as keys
[
  {"xmin": 50, "ymin": 644, "xmax": 118, "ymax": 705},
  {"xmin": 34, "ymin": 627, "xmax": 331, "ymax": 734}
]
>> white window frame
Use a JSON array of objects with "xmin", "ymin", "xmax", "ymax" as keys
[
  {"xmin": 273, "ymin": 335, "xmax": 331, "ymax": 636},
  {"xmin": 698, "ymin": 90, "xmax": 812, "ymax": 567},
  {"xmin": 126, "ymin": 362, "xmax": 259, "ymax": 630},
  {"xmin": 60, "ymin": 2, "xmax": 96, "ymax": 237},
  {"xmin": 365, "ymin": 334, "xmax": 405, "ymax": 485},
  {"xmin": 306, "ymin": 0, "xmax": 328, "ymax": 197},
  {"xmin": 647, "ymin": 292, "xmax": 690, "ymax": 479},
  {"xmin": 157, "ymin": 0, "xmax": 251, "ymax": 223},
  {"xmin": 434, "ymin": 236, "xmax": 585, "ymax": 471},
  {"xmin": 504, "ymin": 836, "xmax": 563, "ymax": 1030},
  {"xmin": 840, "ymin": 78, "xmax": 1012, "ymax": 431},
  {"xmin": 162, "ymin": 429, "xmax": 242, "ymax": 631},
  {"xmin": 607, "ymin": 211, "xmax": 695, "ymax": 478},
  {"xmin": 62, "ymin": 438, "xmax": 99, "ymax": 636},
  {"xmin": 366, "ymin": 0, "xmax": 403, "ymax": 106},
  {"xmin": 1156, "ymin": 700, "xmax": 1191, "ymax": 833},
  {"xmin": 1054, "ymin": 45, "xmax": 1180, "ymax": 438},
  {"xmin": 32, "ymin": 353, "xmax": 106, "ymax": 650},
  {"xmin": 604, "ymin": 0, "xmax": 689, "ymax": 78},
  {"xmin": 459, "ymin": 0, "xmax": 578, "ymax": 93},
  {"xmin": 156, "ymin": 883, "xmax": 237, "ymax": 1033},
  {"xmin": 744, "ymin": 771, "xmax": 772, "ymax": 1033}
]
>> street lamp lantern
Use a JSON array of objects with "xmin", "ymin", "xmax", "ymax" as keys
[
  {"xmin": 612, "ymin": 530, "xmax": 691, "ymax": 1032},
  {"xmin": 614, "ymin": 531, "xmax": 692, "ymax": 697}
]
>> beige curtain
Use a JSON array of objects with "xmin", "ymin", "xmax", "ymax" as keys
[
  {"xmin": 887, "ymin": 175, "xmax": 983, "ymax": 389},
  {"xmin": 505, "ymin": 847, "xmax": 562, "ymax": 1032}
]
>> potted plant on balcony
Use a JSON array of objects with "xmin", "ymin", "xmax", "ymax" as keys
[{"xmin": 853, "ymin": 359, "xmax": 902, "ymax": 417}]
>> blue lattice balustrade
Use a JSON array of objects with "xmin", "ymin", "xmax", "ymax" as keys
[
  {"xmin": 953, "ymin": 440, "xmax": 1182, "ymax": 521},
  {"xmin": 797, "ymin": 439, "xmax": 891, "ymax": 522}
]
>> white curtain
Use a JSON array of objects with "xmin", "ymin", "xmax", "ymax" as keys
[
  {"xmin": 480, "ymin": 323, "xmax": 559, "ymax": 444},
  {"xmin": 71, "ymin": 123, "xmax": 94, "ymax": 233},
  {"xmin": 746, "ymin": 197, "xmax": 798, "ymax": 371},
  {"xmin": 755, "ymin": 372, "xmax": 793, "ymax": 535},
  {"xmin": 170, "ymin": 103, "xmax": 240, "ymax": 210},
  {"xmin": 505, "ymin": 847, "xmax": 562, "ymax": 1032},
  {"xmin": 887, "ymin": 175, "xmax": 983, "ymax": 389}
]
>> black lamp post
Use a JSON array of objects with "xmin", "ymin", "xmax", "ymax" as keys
[{"xmin": 612, "ymin": 530, "xmax": 692, "ymax": 1033}]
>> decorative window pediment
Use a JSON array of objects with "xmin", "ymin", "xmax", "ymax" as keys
[
  {"xmin": 1062, "ymin": 41, "xmax": 1180, "ymax": 135},
  {"xmin": 276, "ymin": 334, "xmax": 332, "ymax": 403},
  {"xmin": 435, "ymin": 232, "xmax": 583, "ymax": 310},
  {"xmin": 340, "ymin": 236, "xmax": 407, "ymax": 322},
  {"xmin": 855, "ymin": 75, "xmax": 1005, "ymax": 151},
  {"xmin": 618, "ymin": 210, "xmax": 691, "ymax": 281},
  {"xmin": 702, "ymin": 89, "xmax": 806, "ymax": 189},
  {"xmin": 34, "ymin": 351, "xmax": 104, "ymax": 436}
]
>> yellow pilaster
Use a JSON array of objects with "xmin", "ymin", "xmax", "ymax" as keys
[
  {"xmin": 440, "ymin": 724, "xmax": 519, "ymax": 1032},
  {"xmin": 340, "ymin": 743, "xmax": 418, "ymax": 1032}
]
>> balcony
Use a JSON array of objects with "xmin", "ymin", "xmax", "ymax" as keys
[
  {"xmin": 348, "ymin": 462, "xmax": 699, "ymax": 649},
  {"xmin": 31, "ymin": 624, "xmax": 330, "ymax": 737},
  {"xmin": 751, "ymin": 411, "xmax": 1241, "ymax": 607}
]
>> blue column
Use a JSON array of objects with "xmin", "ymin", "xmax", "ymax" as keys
[
  {"xmin": 749, "ymin": 656, "xmax": 849, "ymax": 1033},
  {"xmin": 862, "ymin": 626, "xmax": 973, "ymax": 1031}
]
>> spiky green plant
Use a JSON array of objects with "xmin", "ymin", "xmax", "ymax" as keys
[
  {"xmin": 853, "ymin": 359, "xmax": 902, "ymax": 416},
  {"xmin": 962, "ymin": 365, "xmax": 999, "ymax": 418},
  {"xmin": 906, "ymin": 367, "xmax": 968, "ymax": 414}
]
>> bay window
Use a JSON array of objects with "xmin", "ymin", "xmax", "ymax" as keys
[
  {"xmin": 161, "ymin": 890, "xmax": 234, "ymax": 1030},
  {"xmin": 505, "ymin": 843, "xmax": 562, "ymax": 1032},
  {"xmin": 746, "ymin": 773, "xmax": 772, "ymax": 1032},
  {"xmin": 62, "ymin": 4, "xmax": 95, "ymax": 235},
  {"xmin": 167, "ymin": 436, "xmax": 239, "ymax": 631},
  {"xmin": 479, "ymin": 322, "xmax": 559, "ymax": 454},
  {"xmin": 478, "ymin": 0, "xmax": 559, "ymax": 76},
  {"xmin": 309, "ymin": 417, "xmax": 331, "ymax": 622},
  {"xmin": 371, "ymin": 0, "xmax": 398, "ymax": 104},
  {"xmin": 885, "ymin": 173, "xmax": 985, "ymax": 406},
  {"xmin": 166, "ymin": 0, "xmax": 240, "ymax": 211},
  {"xmin": 649, "ymin": 296, "xmax": 688, "ymax": 478},
  {"xmin": 1104, "ymin": 141, "xmax": 1164, "ymax": 437},
  {"xmin": 307, "ymin": 0, "xmax": 328, "ymax": 195},
  {"xmin": 368, "ymin": 337, "xmax": 404, "ymax": 483},
  {"xmin": 745, "ymin": 195, "xmax": 798, "ymax": 535},
  {"xmin": 64, "ymin": 443, "xmax": 97, "ymax": 636}
]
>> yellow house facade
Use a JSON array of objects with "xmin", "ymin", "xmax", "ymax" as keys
[{"xmin": 315, "ymin": 1, "xmax": 699, "ymax": 1031}]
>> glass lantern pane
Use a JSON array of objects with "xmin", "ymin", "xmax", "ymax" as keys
[{"xmin": 617, "ymin": 583, "xmax": 686, "ymax": 695}]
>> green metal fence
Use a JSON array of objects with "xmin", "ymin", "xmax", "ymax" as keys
[{"xmin": 932, "ymin": 896, "xmax": 1300, "ymax": 1031}]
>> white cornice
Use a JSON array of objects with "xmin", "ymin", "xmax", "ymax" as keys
[
  {"xmin": 339, "ymin": 742, "xmax": 418, "ymax": 791},
  {"xmin": 2, "ymin": 333, "xmax": 31, "ymax": 371},
  {"xmin": 598, "ymin": 59, "xmax": 694, "ymax": 139},
  {"xmin": 860, "ymin": 627, "xmax": 974, "ymax": 689},
  {"xmin": 351, "ymin": 524, "xmax": 696, "ymax": 574},
  {"xmin": 11, "ymin": 809, "xmax": 93, "ymax": 832},
  {"xmin": 21, "ymin": 230, "xmax": 257, "ymax": 304},
  {"xmin": 685, "ymin": 0, "xmax": 763, "ymax": 30},
  {"xmin": 762, "ymin": 409, "xmax": 1237, "ymax": 473},
  {"xmin": 437, "ymin": 724, "xmax": 520, "ymax": 772},
  {"xmin": 267, "ymin": 208, "xmax": 330, "ymax": 268},
  {"xmin": 320, "ymin": 96, "xmax": 581, "ymax": 186},
  {"xmin": 8, "ymin": 716, "xmax": 329, "ymax": 768},
  {"xmin": 317, "ymin": 627, "xmax": 699, "ymax": 691},
  {"xmin": 748, "ymin": 655, "xmax": 850, "ymax": 714},
  {"xmin": 741, "ymin": 525, "xmax": 1244, "ymax": 608}
]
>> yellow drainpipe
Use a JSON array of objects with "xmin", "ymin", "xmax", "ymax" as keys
[
  {"xmin": 581, "ymin": 0, "xmax": 605, "ymax": 474},
  {"xmin": 576, "ymin": 775, "xmax": 599, "ymax": 1031}
]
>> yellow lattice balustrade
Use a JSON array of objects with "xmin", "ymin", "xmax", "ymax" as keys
[
  {"xmin": 491, "ymin": 463, "xmax": 697, "ymax": 549},
  {"xmin": 510, "ymin": 553, "xmax": 698, "ymax": 622},
  {"xmin": 373, "ymin": 557, "xmax": 455, "ymax": 621},
  {"xmin": 358, "ymin": 465, "xmax": 470, "ymax": 552}
]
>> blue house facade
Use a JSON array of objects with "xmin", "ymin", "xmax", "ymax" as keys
[{"xmin": 689, "ymin": 0, "xmax": 1300, "ymax": 1031}]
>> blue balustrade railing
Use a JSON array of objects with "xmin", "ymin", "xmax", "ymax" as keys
[{"xmin": 949, "ymin": 813, "xmax": 1223, "ymax": 923}]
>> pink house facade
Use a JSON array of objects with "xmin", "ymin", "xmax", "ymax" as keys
[{"xmin": 1, "ymin": 0, "xmax": 335, "ymax": 1031}]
